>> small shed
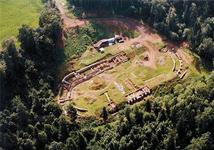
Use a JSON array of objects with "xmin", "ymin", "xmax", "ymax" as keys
[{"xmin": 94, "ymin": 35, "xmax": 124, "ymax": 50}]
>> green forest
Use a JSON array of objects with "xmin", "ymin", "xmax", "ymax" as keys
[{"xmin": 0, "ymin": 0, "xmax": 214, "ymax": 150}]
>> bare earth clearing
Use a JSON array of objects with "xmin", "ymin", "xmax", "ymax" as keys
[{"xmin": 55, "ymin": 0, "xmax": 199, "ymax": 116}]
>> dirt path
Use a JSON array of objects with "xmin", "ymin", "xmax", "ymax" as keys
[
  {"xmin": 55, "ymin": 0, "xmax": 88, "ymax": 28},
  {"xmin": 55, "ymin": 0, "xmax": 141, "ymax": 30},
  {"xmin": 55, "ymin": 0, "xmax": 181, "ymax": 51}
]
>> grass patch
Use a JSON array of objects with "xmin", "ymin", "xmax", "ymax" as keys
[
  {"xmin": 74, "ymin": 96, "xmax": 108, "ymax": 116},
  {"xmin": 0, "ymin": 0, "xmax": 42, "ymax": 44},
  {"xmin": 183, "ymin": 48, "xmax": 209, "ymax": 76},
  {"xmin": 64, "ymin": 23, "xmax": 111, "ymax": 60},
  {"xmin": 123, "ymin": 30, "xmax": 139, "ymax": 38},
  {"xmin": 154, "ymin": 41, "xmax": 166, "ymax": 49}
]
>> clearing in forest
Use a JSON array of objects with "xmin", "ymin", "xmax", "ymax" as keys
[{"xmin": 56, "ymin": 0, "xmax": 200, "ymax": 117}]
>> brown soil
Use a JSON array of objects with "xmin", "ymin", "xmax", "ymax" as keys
[{"xmin": 89, "ymin": 76, "xmax": 106, "ymax": 90}]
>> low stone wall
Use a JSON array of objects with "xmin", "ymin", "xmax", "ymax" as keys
[
  {"xmin": 59, "ymin": 51, "xmax": 129, "ymax": 103},
  {"xmin": 126, "ymin": 86, "xmax": 151, "ymax": 104}
]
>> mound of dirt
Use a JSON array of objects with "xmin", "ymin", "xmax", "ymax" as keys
[
  {"xmin": 158, "ymin": 56, "xmax": 165, "ymax": 65},
  {"xmin": 84, "ymin": 97, "xmax": 96, "ymax": 104},
  {"xmin": 90, "ymin": 77, "xmax": 106, "ymax": 90}
]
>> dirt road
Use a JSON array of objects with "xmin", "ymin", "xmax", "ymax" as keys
[{"xmin": 55, "ymin": 0, "xmax": 87, "ymax": 28}]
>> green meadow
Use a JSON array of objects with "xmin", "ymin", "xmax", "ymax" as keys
[{"xmin": 0, "ymin": 0, "xmax": 42, "ymax": 44}]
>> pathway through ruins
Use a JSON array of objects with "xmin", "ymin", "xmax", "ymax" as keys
[{"xmin": 55, "ymin": 0, "xmax": 190, "ymax": 112}]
